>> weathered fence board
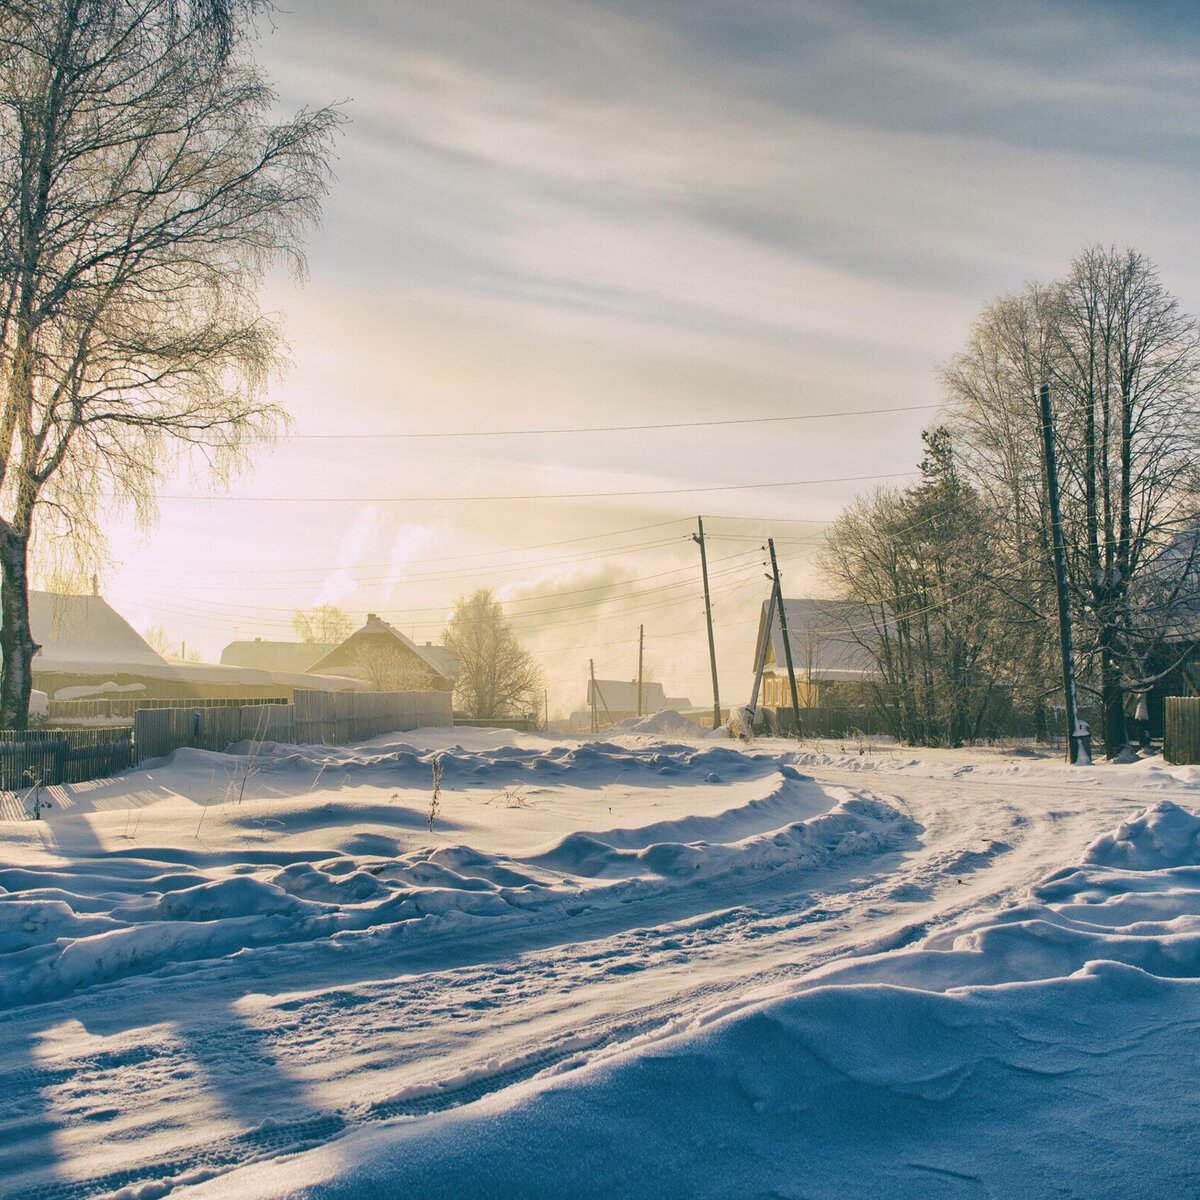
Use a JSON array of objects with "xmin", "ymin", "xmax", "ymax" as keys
[
  {"xmin": 1165, "ymin": 697, "xmax": 1200, "ymax": 765},
  {"xmin": 0, "ymin": 728, "xmax": 134, "ymax": 790},
  {"xmin": 293, "ymin": 689, "xmax": 452, "ymax": 746}
]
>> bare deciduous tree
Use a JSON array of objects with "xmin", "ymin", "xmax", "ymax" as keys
[
  {"xmin": 0, "ymin": 0, "xmax": 341, "ymax": 725},
  {"xmin": 294, "ymin": 604, "xmax": 353, "ymax": 646},
  {"xmin": 944, "ymin": 246, "xmax": 1200, "ymax": 756},
  {"xmin": 352, "ymin": 644, "xmax": 436, "ymax": 692},
  {"xmin": 819, "ymin": 429, "xmax": 1010, "ymax": 747},
  {"xmin": 442, "ymin": 589, "xmax": 542, "ymax": 720}
]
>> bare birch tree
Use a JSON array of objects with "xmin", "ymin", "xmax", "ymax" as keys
[{"xmin": 0, "ymin": 0, "xmax": 340, "ymax": 725}]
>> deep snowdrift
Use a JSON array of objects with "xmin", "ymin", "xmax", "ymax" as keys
[
  {"xmin": 0, "ymin": 740, "xmax": 914, "ymax": 1008},
  {"xmin": 202, "ymin": 800, "xmax": 1200, "ymax": 1200}
]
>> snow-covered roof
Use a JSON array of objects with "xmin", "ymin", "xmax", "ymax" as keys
[
  {"xmin": 25, "ymin": 592, "xmax": 364, "ymax": 692},
  {"xmin": 221, "ymin": 639, "xmax": 334, "ymax": 673},
  {"xmin": 30, "ymin": 592, "xmax": 168, "ymax": 670},
  {"xmin": 753, "ymin": 598, "xmax": 877, "ymax": 680},
  {"xmin": 307, "ymin": 614, "xmax": 458, "ymax": 683}
]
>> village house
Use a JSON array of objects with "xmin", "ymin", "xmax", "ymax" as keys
[
  {"xmin": 306, "ymin": 613, "xmax": 457, "ymax": 692},
  {"xmin": 569, "ymin": 679, "xmax": 694, "ymax": 731},
  {"xmin": 751, "ymin": 598, "xmax": 876, "ymax": 709}
]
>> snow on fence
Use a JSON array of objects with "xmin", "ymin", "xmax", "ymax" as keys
[
  {"xmin": 48, "ymin": 695, "xmax": 290, "ymax": 723},
  {"xmin": 1164, "ymin": 697, "xmax": 1200, "ymax": 765},
  {"xmin": 293, "ymin": 689, "xmax": 453, "ymax": 745},
  {"xmin": 0, "ymin": 728, "xmax": 134, "ymax": 790}
]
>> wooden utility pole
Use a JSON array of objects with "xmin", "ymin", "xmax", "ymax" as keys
[
  {"xmin": 1040, "ymin": 383, "xmax": 1090, "ymax": 766},
  {"xmin": 589, "ymin": 659, "xmax": 598, "ymax": 734},
  {"xmin": 637, "ymin": 625, "xmax": 645, "ymax": 717},
  {"xmin": 693, "ymin": 517, "xmax": 722, "ymax": 729},
  {"xmin": 768, "ymin": 538, "xmax": 802, "ymax": 737}
]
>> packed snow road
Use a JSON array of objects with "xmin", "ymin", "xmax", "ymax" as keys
[{"xmin": 0, "ymin": 730, "xmax": 1195, "ymax": 1199}]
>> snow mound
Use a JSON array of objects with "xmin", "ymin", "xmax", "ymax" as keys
[
  {"xmin": 1083, "ymin": 800, "xmax": 1200, "ymax": 869},
  {"xmin": 530, "ymin": 790, "xmax": 915, "ymax": 881},
  {"xmin": 608, "ymin": 710, "xmax": 711, "ymax": 738},
  {"xmin": 253, "ymin": 739, "xmax": 768, "ymax": 791}
]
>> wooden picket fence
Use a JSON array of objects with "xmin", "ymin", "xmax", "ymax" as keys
[
  {"xmin": 134, "ymin": 703, "xmax": 296, "ymax": 762},
  {"xmin": 293, "ymin": 690, "xmax": 453, "ymax": 746},
  {"xmin": 1164, "ymin": 697, "xmax": 1200, "ymax": 765},
  {"xmin": 0, "ymin": 728, "xmax": 135, "ymax": 790}
]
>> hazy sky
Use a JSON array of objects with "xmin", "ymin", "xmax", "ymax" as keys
[{"xmin": 100, "ymin": 0, "xmax": 1200, "ymax": 714}]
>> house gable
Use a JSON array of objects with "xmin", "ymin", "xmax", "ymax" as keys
[{"xmin": 307, "ymin": 614, "xmax": 457, "ymax": 689}]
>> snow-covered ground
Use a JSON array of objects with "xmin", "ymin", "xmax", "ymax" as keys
[{"xmin": 1, "ymin": 727, "xmax": 1198, "ymax": 1199}]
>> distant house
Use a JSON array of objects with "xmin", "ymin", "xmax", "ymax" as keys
[
  {"xmin": 26, "ymin": 591, "xmax": 364, "ymax": 701},
  {"xmin": 569, "ymin": 679, "xmax": 694, "ymax": 731},
  {"xmin": 221, "ymin": 638, "xmax": 334, "ymax": 673},
  {"xmin": 306, "ymin": 613, "xmax": 457, "ymax": 692},
  {"xmin": 752, "ymin": 598, "xmax": 877, "ymax": 709}
]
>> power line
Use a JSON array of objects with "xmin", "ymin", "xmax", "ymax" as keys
[
  {"xmin": 151, "ymin": 471, "xmax": 915, "ymax": 504},
  {"xmin": 269, "ymin": 404, "xmax": 940, "ymax": 441},
  {"xmin": 114, "ymin": 519, "xmax": 692, "ymax": 578}
]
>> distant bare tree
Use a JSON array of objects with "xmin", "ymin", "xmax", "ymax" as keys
[
  {"xmin": 352, "ymin": 644, "xmax": 436, "ymax": 692},
  {"xmin": 143, "ymin": 625, "xmax": 173, "ymax": 657},
  {"xmin": 142, "ymin": 624, "xmax": 199, "ymax": 661},
  {"xmin": 443, "ymin": 589, "xmax": 542, "ymax": 720},
  {"xmin": 0, "ymin": 1, "xmax": 341, "ymax": 726},
  {"xmin": 294, "ymin": 605, "xmax": 353, "ymax": 646}
]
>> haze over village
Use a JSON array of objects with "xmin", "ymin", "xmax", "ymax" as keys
[
  {"xmin": 3, "ymin": 3, "xmax": 1200, "ymax": 1199},
  {"xmin": 77, "ymin": 0, "xmax": 1200, "ymax": 721}
]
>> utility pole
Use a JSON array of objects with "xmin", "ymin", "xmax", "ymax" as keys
[
  {"xmin": 589, "ymin": 659, "xmax": 597, "ymax": 734},
  {"xmin": 768, "ymin": 538, "xmax": 802, "ymax": 737},
  {"xmin": 1040, "ymin": 383, "xmax": 1090, "ymax": 766},
  {"xmin": 637, "ymin": 625, "xmax": 645, "ymax": 718},
  {"xmin": 693, "ymin": 517, "xmax": 722, "ymax": 729}
]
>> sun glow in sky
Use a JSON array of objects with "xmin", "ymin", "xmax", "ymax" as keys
[{"xmin": 96, "ymin": 0, "xmax": 1200, "ymax": 714}]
